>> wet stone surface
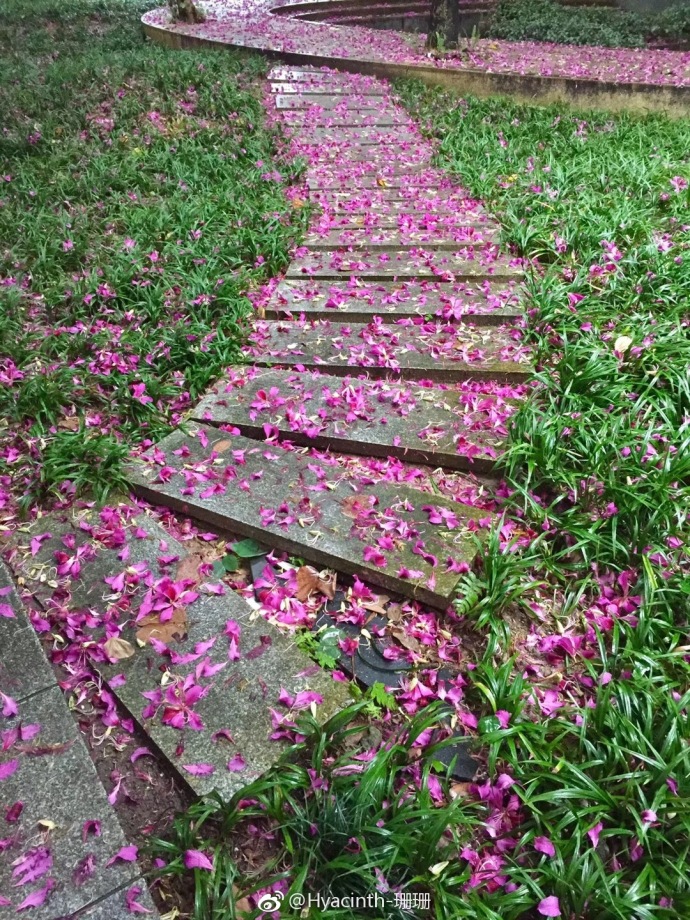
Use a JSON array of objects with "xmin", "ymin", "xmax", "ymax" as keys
[
  {"xmin": 192, "ymin": 365, "xmax": 512, "ymax": 472},
  {"xmin": 128, "ymin": 425, "xmax": 494, "ymax": 609}
]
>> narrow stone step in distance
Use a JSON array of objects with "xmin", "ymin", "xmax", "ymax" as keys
[
  {"xmin": 245, "ymin": 319, "xmax": 531, "ymax": 383},
  {"xmin": 192, "ymin": 366, "xmax": 518, "ymax": 472},
  {"xmin": 263, "ymin": 279, "xmax": 522, "ymax": 326},
  {"xmin": 128, "ymin": 426, "xmax": 494, "ymax": 609}
]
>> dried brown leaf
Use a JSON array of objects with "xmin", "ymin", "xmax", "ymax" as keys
[
  {"xmin": 103, "ymin": 637, "xmax": 135, "ymax": 661},
  {"xmin": 295, "ymin": 566, "xmax": 336, "ymax": 602},
  {"xmin": 136, "ymin": 606, "xmax": 188, "ymax": 646}
]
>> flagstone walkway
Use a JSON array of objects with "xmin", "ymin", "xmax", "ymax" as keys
[{"xmin": 128, "ymin": 65, "xmax": 531, "ymax": 612}]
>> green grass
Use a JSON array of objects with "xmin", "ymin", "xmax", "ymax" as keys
[
  {"xmin": 0, "ymin": 0, "xmax": 307, "ymax": 507},
  {"xmin": 390, "ymin": 85, "xmax": 690, "ymax": 918},
  {"xmin": 486, "ymin": 0, "xmax": 690, "ymax": 49}
]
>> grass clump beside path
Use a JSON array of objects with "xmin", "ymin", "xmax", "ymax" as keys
[
  {"xmin": 390, "ymin": 86, "xmax": 690, "ymax": 917},
  {"xmin": 0, "ymin": 0, "xmax": 306, "ymax": 507}
]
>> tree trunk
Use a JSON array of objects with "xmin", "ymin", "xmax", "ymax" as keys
[{"xmin": 427, "ymin": 0, "xmax": 459, "ymax": 49}]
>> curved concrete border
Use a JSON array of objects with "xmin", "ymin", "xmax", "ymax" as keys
[{"xmin": 143, "ymin": 2, "xmax": 690, "ymax": 117}]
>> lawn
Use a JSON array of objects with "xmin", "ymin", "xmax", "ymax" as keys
[{"xmin": 0, "ymin": 0, "xmax": 307, "ymax": 511}]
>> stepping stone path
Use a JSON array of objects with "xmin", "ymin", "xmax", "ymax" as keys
[
  {"xmin": 128, "ymin": 64, "xmax": 531, "ymax": 610},
  {"xmin": 0, "ymin": 562, "xmax": 158, "ymax": 920}
]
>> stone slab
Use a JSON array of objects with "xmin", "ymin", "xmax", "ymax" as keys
[
  {"xmin": 246, "ymin": 319, "xmax": 530, "ymax": 383},
  {"xmin": 0, "ymin": 687, "xmax": 138, "ymax": 920},
  {"xmin": 302, "ymin": 227, "xmax": 500, "ymax": 249},
  {"xmin": 9, "ymin": 512, "xmax": 350, "ymax": 801},
  {"xmin": 321, "ymin": 198, "xmax": 488, "ymax": 218},
  {"xmin": 127, "ymin": 426, "xmax": 493, "ymax": 609},
  {"xmin": 308, "ymin": 145, "xmax": 430, "ymax": 165},
  {"xmin": 99, "ymin": 587, "xmax": 350, "ymax": 800},
  {"xmin": 274, "ymin": 93, "xmax": 383, "ymax": 110},
  {"xmin": 0, "ymin": 560, "xmax": 56, "ymax": 704},
  {"xmin": 270, "ymin": 82, "xmax": 387, "ymax": 95},
  {"xmin": 305, "ymin": 174, "xmax": 464, "ymax": 192},
  {"xmin": 292, "ymin": 127, "xmax": 421, "ymax": 145},
  {"xmin": 263, "ymin": 279, "xmax": 522, "ymax": 325},
  {"xmin": 280, "ymin": 111, "xmax": 410, "ymax": 128},
  {"xmin": 286, "ymin": 248, "xmax": 523, "ymax": 282},
  {"xmin": 191, "ymin": 366, "xmax": 510, "ymax": 472}
]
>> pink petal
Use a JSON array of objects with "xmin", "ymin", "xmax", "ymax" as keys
[
  {"xmin": 106, "ymin": 845, "xmax": 138, "ymax": 867},
  {"xmin": 227, "ymin": 754, "xmax": 247, "ymax": 772},
  {"xmin": 0, "ymin": 760, "xmax": 19, "ymax": 781},
  {"xmin": 16, "ymin": 880, "xmax": 55, "ymax": 911},
  {"xmin": 182, "ymin": 763, "xmax": 215, "ymax": 776},
  {"xmin": 0, "ymin": 603, "xmax": 15, "ymax": 619},
  {"xmin": 1, "ymin": 693, "xmax": 18, "ymax": 718},
  {"xmin": 587, "ymin": 821, "xmax": 603, "ymax": 848},
  {"xmin": 184, "ymin": 849, "xmax": 214, "ymax": 871},
  {"xmin": 534, "ymin": 836, "xmax": 556, "ymax": 858},
  {"xmin": 538, "ymin": 896, "xmax": 561, "ymax": 917}
]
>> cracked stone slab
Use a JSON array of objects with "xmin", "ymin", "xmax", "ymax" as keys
[
  {"xmin": 0, "ymin": 560, "xmax": 56, "ymax": 704},
  {"xmin": 285, "ymin": 247, "xmax": 523, "ymax": 282},
  {"xmin": 246, "ymin": 319, "xmax": 531, "ymax": 383},
  {"xmin": 192, "ymin": 366, "xmax": 513, "ymax": 472},
  {"xmin": 263, "ymin": 280, "xmax": 521, "ymax": 326},
  {"xmin": 7, "ymin": 511, "xmax": 350, "ymax": 801},
  {"xmin": 127, "ymin": 426, "xmax": 494, "ymax": 610},
  {"xmin": 0, "ymin": 687, "xmax": 141, "ymax": 920}
]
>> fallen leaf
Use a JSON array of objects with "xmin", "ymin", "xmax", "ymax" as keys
[
  {"xmin": 389, "ymin": 626, "xmax": 421, "ymax": 654},
  {"xmin": 136, "ymin": 606, "xmax": 188, "ymax": 645},
  {"xmin": 103, "ymin": 637, "xmax": 135, "ymax": 661},
  {"xmin": 362, "ymin": 594, "xmax": 390, "ymax": 616},
  {"xmin": 449, "ymin": 782, "xmax": 471, "ymax": 800},
  {"xmin": 614, "ymin": 335, "xmax": 633, "ymax": 354},
  {"xmin": 296, "ymin": 566, "xmax": 336, "ymax": 602},
  {"xmin": 384, "ymin": 603, "xmax": 404, "ymax": 623},
  {"xmin": 292, "ymin": 197, "xmax": 306, "ymax": 209}
]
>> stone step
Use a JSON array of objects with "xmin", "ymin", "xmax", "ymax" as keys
[
  {"xmin": 263, "ymin": 279, "xmax": 522, "ymax": 326},
  {"xmin": 291, "ymin": 127, "xmax": 421, "ymax": 145},
  {"xmin": 10, "ymin": 514, "xmax": 350, "ymax": 802},
  {"xmin": 302, "ymin": 226, "xmax": 500, "ymax": 249},
  {"xmin": 308, "ymin": 144, "xmax": 430, "ymax": 164},
  {"xmin": 127, "ymin": 426, "xmax": 494, "ymax": 610},
  {"xmin": 270, "ymin": 81, "xmax": 387, "ymax": 96},
  {"xmin": 319, "ymin": 197, "xmax": 487, "ymax": 219},
  {"xmin": 274, "ymin": 93, "xmax": 383, "ymax": 110},
  {"xmin": 305, "ymin": 172, "xmax": 457, "ymax": 191},
  {"xmin": 0, "ymin": 564, "xmax": 157, "ymax": 920},
  {"xmin": 281, "ymin": 110, "xmax": 411, "ymax": 128},
  {"xmin": 286, "ymin": 247, "xmax": 523, "ymax": 282},
  {"xmin": 245, "ymin": 319, "xmax": 531, "ymax": 383},
  {"xmin": 192, "ymin": 366, "xmax": 516, "ymax": 472}
]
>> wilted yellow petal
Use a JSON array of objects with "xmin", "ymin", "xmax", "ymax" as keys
[{"xmin": 614, "ymin": 335, "xmax": 633, "ymax": 353}]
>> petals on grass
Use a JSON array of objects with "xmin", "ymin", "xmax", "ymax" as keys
[
  {"xmin": 538, "ymin": 896, "xmax": 561, "ymax": 917},
  {"xmin": 184, "ymin": 849, "xmax": 214, "ymax": 871}
]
